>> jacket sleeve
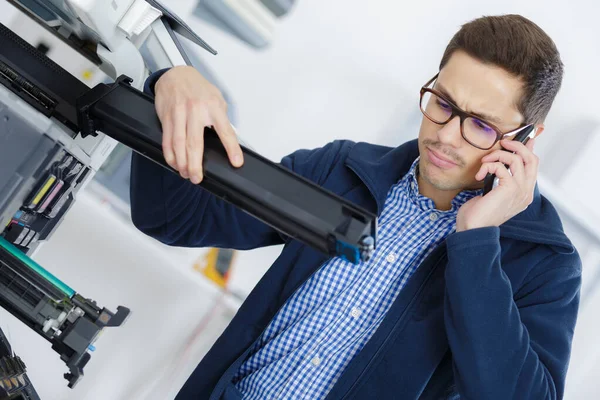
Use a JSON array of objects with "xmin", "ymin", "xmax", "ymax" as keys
[
  {"xmin": 130, "ymin": 71, "xmax": 349, "ymax": 249},
  {"xmin": 443, "ymin": 227, "xmax": 581, "ymax": 399}
]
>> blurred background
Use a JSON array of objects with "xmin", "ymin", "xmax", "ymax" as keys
[{"xmin": 1, "ymin": 0, "xmax": 600, "ymax": 398}]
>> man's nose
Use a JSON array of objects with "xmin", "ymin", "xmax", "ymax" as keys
[{"xmin": 437, "ymin": 116, "xmax": 463, "ymax": 147}]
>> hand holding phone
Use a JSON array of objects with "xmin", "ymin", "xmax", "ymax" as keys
[
  {"xmin": 482, "ymin": 124, "xmax": 536, "ymax": 196},
  {"xmin": 457, "ymin": 124, "xmax": 538, "ymax": 232}
]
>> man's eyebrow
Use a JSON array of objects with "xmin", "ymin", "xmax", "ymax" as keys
[{"xmin": 435, "ymin": 82, "xmax": 504, "ymax": 125}]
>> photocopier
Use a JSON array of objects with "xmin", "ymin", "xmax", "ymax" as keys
[{"xmin": 0, "ymin": 1, "xmax": 377, "ymax": 398}]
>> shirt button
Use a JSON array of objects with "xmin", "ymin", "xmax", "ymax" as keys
[
  {"xmin": 429, "ymin": 213, "xmax": 438, "ymax": 221},
  {"xmin": 311, "ymin": 356, "xmax": 321, "ymax": 366},
  {"xmin": 386, "ymin": 253, "xmax": 397, "ymax": 263},
  {"xmin": 351, "ymin": 307, "xmax": 361, "ymax": 318}
]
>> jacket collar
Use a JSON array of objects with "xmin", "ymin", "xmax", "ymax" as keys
[{"xmin": 345, "ymin": 139, "xmax": 575, "ymax": 253}]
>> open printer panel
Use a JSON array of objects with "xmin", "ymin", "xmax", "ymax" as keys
[
  {"xmin": 0, "ymin": 24, "xmax": 94, "ymax": 261},
  {"xmin": 0, "ymin": 71, "xmax": 130, "ymax": 396},
  {"xmin": 0, "ymin": 91, "xmax": 91, "ymax": 257},
  {"xmin": 0, "ymin": 7, "xmax": 128, "ymax": 395}
]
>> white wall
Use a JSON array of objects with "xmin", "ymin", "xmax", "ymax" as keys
[{"xmin": 166, "ymin": 0, "xmax": 600, "ymax": 158}]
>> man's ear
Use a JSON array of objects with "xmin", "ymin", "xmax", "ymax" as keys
[{"xmin": 534, "ymin": 123, "xmax": 545, "ymax": 138}]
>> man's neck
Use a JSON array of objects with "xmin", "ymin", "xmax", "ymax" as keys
[{"xmin": 415, "ymin": 167, "xmax": 460, "ymax": 211}]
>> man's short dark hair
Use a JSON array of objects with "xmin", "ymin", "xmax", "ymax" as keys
[{"xmin": 440, "ymin": 14, "xmax": 564, "ymax": 124}]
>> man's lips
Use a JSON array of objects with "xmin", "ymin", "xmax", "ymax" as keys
[{"xmin": 427, "ymin": 148, "xmax": 458, "ymax": 169}]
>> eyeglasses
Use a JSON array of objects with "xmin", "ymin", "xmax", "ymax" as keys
[{"xmin": 419, "ymin": 73, "xmax": 527, "ymax": 150}]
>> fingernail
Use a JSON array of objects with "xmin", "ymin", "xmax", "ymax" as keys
[
  {"xmin": 191, "ymin": 175, "xmax": 199, "ymax": 184},
  {"xmin": 165, "ymin": 153, "xmax": 174, "ymax": 164},
  {"xmin": 233, "ymin": 154, "xmax": 243, "ymax": 166}
]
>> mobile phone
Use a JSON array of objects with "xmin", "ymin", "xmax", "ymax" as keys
[{"xmin": 482, "ymin": 124, "xmax": 536, "ymax": 196}]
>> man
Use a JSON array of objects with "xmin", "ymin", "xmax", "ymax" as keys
[{"xmin": 130, "ymin": 14, "xmax": 581, "ymax": 399}]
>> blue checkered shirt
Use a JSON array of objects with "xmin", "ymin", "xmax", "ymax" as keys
[{"xmin": 232, "ymin": 157, "xmax": 482, "ymax": 399}]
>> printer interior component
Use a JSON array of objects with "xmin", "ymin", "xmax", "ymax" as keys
[
  {"xmin": 0, "ymin": 236, "xmax": 131, "ymax": 388},
  {"xmin": 0, "ymin": 20, "xmax": 128, "ymax": 390},
  {"xmin": 0, "ymin": 354, "xmax": 35, "ymax": 399},
  {"xmin": 6, "ymin": 0, "xmax": 104, "ymax": 65},
  {"xmin": 0, "ymin": 103, "xmax": 90, "ymax": 255},
  {"xmin": 0, "ymin": 107, "xmax": 58, "ymax": 231},
  {"xmin": 0, "ymin": 22, "xmax": 89, "ymax": 135},
  {"xmin": 0, "ymin": 328, "xmax": 41, "ymax": 400}
]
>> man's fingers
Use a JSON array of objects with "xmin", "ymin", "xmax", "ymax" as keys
[
  {"xmin": 500, "ymin": 139, "xmax": 539, "ymax": 185},
  {"xmin": 476, "ymin": 162, "xmax": 512, "ymax": 182},
  {"xmin": 500, "ymin": 139, "xmax": 539, "ymax": 168},
  {"xmin": 213, "ymin": 115, "xmax": 244, "ymax": 167},
  {"xmin": 156, "ymin": 99, "xmax": 176, "ymax": 169},
  {"xmin": 154, "ymin": 67, "xmax": 240, "ymax": 180},
  {"xmin": 187, "ymin": 112, "xmax": 205, "ymax": 184},
  {"xmin": 172, "ymin": 105, "xmax": 188, "ymax": 179},
  {"xmin": 160, "ymin": 115, "xmax": 176, "ymax": 169},
  {"xmin": 481, "ymin": 151, "xmax": 525, "ymax": 179}
]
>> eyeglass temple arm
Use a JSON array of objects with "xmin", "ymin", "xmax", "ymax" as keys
[{"xmin": 502, "ymin": 123, "xmax": 537, "ymax": 141}]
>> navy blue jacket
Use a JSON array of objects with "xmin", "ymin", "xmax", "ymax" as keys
[{"xmin": 129, "ymin": 73, "xmax": 581, "ymax": 400}]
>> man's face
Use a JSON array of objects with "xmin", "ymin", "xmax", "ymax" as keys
[{"xmin": 417, "ymin": 50, "xmax": 526, "ymax": 192}]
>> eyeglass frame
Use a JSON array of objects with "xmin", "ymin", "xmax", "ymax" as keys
[{"xmin": 419, "ymin": 73, "xmax": 529, "ymax": 150}]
